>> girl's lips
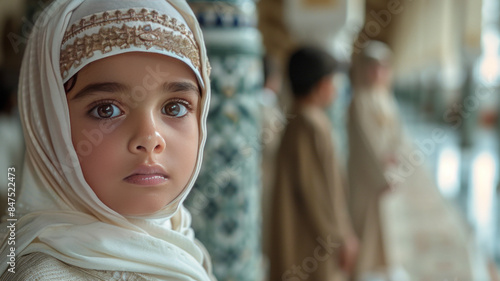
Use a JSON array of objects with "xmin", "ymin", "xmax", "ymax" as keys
[
  {"xmin": 124, "ymin": 174, "xmax": 168, "ymax": 185},
  {"xmin": 124, "ymin": 164, "xmax": 169, "ymax": 186}
]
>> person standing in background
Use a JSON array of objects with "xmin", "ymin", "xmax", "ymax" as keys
[
  {"xmin": 347, "ymin": 40, "xmax": 403, "ymax": 280},
  {"xmin": 347, "ymin": 40, "xmax": 495, "ymax": 281},
  {"xmin": 269, "ymin": 46, "xmax": 358, "ymax": 281}
]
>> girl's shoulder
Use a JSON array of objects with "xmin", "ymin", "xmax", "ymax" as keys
[
  {"xmin": 0, "ymin": 252, "xmax": 105, "ymax": 281},
  {"xmin": 0, "ymin": 252, "xmax": 156, "ymax": 281}
]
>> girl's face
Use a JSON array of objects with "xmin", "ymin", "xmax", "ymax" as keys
[{"xmin": 67, "ymin": 52, "xmax": 200, "ymax": 216}]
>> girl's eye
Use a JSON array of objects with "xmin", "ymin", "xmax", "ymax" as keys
[
  {"xmin": 89, "ymin": 103, "xmax": 122, "ymax": 119},
  {"xmin": 162, "ymin": 101, "xmax": 189, "ymax": 117}
]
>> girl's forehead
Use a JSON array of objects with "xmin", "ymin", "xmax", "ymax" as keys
[{"xmin": 66, "ymin": 52, "xmax": 201, "ymax": 101}]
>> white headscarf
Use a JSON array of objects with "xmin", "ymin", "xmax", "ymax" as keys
[{"xmin": 0, "ymin": 0, "xmax": 213, "ymax": 279}]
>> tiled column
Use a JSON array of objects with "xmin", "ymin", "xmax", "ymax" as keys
[{"xmin": 185, "ymin": 1, "xmax": 263, "ymax": 281}]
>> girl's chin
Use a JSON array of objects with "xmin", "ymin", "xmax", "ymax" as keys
[
  {"xmin": 107, "ymin": 200, "xmax": 171, "ymax": 217},
  {"xmin": 118, "ymin": 208, "xmax": 164, "ymax": 217}
]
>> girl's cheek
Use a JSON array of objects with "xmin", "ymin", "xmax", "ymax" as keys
[{"xmin": 71, "ymin": 120, "xmax": 117, "ymax": 159}]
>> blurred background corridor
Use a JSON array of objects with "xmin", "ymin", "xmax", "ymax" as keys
[{"xmin": 0, "ymin": 0, "xmax": 499, "ymax": 280}]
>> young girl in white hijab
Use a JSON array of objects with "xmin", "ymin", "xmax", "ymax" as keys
[{"xmin": 0, "ymin": 0, "xmax": 214, "ymax": 280}]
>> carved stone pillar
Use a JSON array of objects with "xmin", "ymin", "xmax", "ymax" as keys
[{"xmin": 185, "ymin": 1, "xmax": 263, "ymax": 280}]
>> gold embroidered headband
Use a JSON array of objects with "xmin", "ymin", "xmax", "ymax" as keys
[{"xmin": 60, "ymin": 8, "xmax": 202, "ymax": 83}]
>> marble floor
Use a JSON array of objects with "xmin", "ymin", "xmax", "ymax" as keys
[{"xmin": 399, "ymin": 101, "xmax": 500, "ymax": 267}]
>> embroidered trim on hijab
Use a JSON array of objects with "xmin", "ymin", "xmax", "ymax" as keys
[{"xmin": 60, "ymin": 8, "xmax": 202, "ymax": 81}]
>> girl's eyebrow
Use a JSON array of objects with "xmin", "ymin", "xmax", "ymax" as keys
[
  {"xmin": 162, "ymin": 81, "xmax": 200, "ymax": 95},
  {"xmin": 71, "ymin": 81, "xmax": 200, "ymax": 101},
  {"xmin": 70, "ymin": 82, "xmax": 129, "ymax": 101}
]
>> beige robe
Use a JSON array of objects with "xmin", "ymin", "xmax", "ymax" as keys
[
  {"xmin": 347, "ymin": 90, "xmax": 403, "ymax": 277},
  {"xmin": 269, "ymin": 105, "xmax": 353, "ymax": 281}
]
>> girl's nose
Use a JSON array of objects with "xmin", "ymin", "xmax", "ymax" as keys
[{"xmin": 128, "ymin": 115, "xmax": 166, "ymax": 154}]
